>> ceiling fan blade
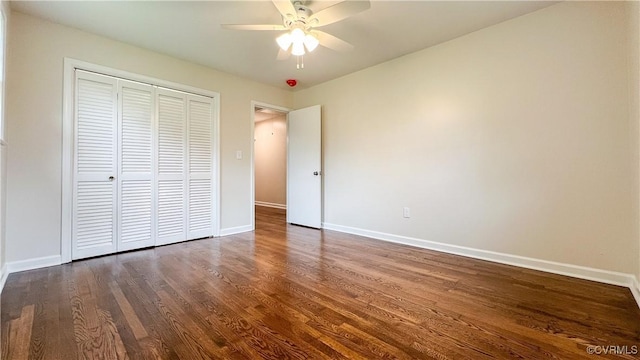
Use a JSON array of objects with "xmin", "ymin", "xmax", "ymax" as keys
[
  {"xmin": 314, "ymin": 31, "xmax": 354, "ymax": 52},
  {"xmin": 309, "ymin": 0, "xmax": 370, "ymax": 27},
  {"xmin": 221, "ymin": 24, "xmax": 286, "ymax": 31},
  {"xmin": 277, "ymin": 48, "xmax": 291, "ymax": 60},
  {"xmin": 272, "ymin": 0, "xmax": 297, "ymax": 19}
]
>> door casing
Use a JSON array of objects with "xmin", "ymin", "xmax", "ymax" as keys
[{"xmin": 250, "ymin": 101, "xmax": 291, "ymax": 230}]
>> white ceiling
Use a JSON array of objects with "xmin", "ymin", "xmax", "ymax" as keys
[
  {"xmin": 255, "ymin": 107, "xmax": 286, "ymax": 122},
  {"xmin": 11, "ymin": 0, "xmax": 556, "ymax": 91}
]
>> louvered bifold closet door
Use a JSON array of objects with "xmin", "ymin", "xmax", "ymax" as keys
[
  {"xmin": 117, "ymin": 80, "xmax": 156, "ymax": 251},
  {"xmin": 72, "ymin": 71, "xmax": 118, "ymax": 259},
  {"xmin": 156, "ymin": 88, "xmax": 188, "ymax": 245},
  {"xmin": 187, "ymin": 94, "xmax": 215, "ymax": 239}
]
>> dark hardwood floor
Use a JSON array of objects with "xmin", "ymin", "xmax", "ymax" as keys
[{"xmin": 2, "ymin": 206, "xmax": 639, "ymax": 359}]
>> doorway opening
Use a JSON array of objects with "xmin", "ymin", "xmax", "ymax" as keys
[{"xmin": 252, "ymin": 103, "xmax": 289, "ymax": 230}]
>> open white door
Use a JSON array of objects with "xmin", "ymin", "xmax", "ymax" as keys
[{"xmin": 287, "ymin": 105, "xmax": 322, "ymax": 228}]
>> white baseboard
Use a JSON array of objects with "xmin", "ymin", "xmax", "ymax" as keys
[
  {"xmin": 0, "ymin": 263, "xmax": 7, "ymax": 294},
  {"xmin": 219, "ymin": 224, "xmax": 253, "ymax": 236},
  {"xmin": 6, "ymin": 255, "xmax": 62, "ymax": 274},
  {"xmin": 323, "ymin": 222, "xmax": 640, "ymax": 308},
  {"xmin": 631, "ymin": 276, "xmax": 640, "ymax": 309},
  {"xmin": 255, "ymin": 201, "xmax": 286, "ymax": 210}
]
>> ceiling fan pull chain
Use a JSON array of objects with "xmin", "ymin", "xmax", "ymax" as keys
[{"xmin": 296, "ymin": 55, "xmax": 304, "ymax": 70}]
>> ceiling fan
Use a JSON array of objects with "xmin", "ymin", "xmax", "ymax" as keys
[{"xmin": 221, "ymin": 0, "xmax": 370, "ymax": 68}]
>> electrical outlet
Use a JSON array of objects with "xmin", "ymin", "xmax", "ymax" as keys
[{"xmin": 403, "ymin": 207, "xmax": 410, "ymax": 218}]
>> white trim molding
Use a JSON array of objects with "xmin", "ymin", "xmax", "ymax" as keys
[
  {"xmin": 631, "ymin": 276, "xmax": 640, "ymax": 309},
  {"xmin": 219, "ymin": 225, "xmax": 253, "ymax": 237},
  {"xmin": 0, "ymin": 264, "xmax": 7, "ymax": 294},
  {"xmin": 6, "ymin": 255, "xmax": 62, "ymax": 274},
  {"xmin": 255, "ymin": 201, "xmax": 286, "ymax": 210},
  {"xmin": 323, "ymin": 222, "xmax": 640, "ymax": 309},
  {"xmin": 250, "ymin": 101, "xmax": 291, "ymax": 232}
]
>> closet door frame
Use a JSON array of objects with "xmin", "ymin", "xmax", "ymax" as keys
[{"xmin": 61, "ymin": 58, "xmax": 220, "ymax": 264}]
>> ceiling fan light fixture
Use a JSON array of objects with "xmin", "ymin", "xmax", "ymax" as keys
[
  {"xmin": 290, "ymin": 27, "xmax": 305, "ymax": 43},
  {"xmin": 276, "ymin": 32, "xmax": 292, "ymax": 51},
  {"xmin": 291, "ymin": 41, "xmax": 305, "ymax": 56},
  {"xmin": 303, "ymin": 33, "xmax": 319, "ymax": 52}
]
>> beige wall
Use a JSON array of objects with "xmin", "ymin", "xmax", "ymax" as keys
[
  {"xmin": 5, "ymin": 11, "xmax": 293, "ymax": 263},
  {"xmin": 0, "ymin": 144, "xmax": 5, "ymax": 274},
  {"xmin": 254, "ymin": 114, "xmax": 287, "ymax": 206},
  {"xmin": 0, "ymin": 0, "xmax": 10, "ymax": 278},
  {"xmin": 629, "ymin": 1, "xmax": 640, "ymax": 285},
  {"xmin": 294, "ymin": 1, "xmax": 638, "ymax": 274}
]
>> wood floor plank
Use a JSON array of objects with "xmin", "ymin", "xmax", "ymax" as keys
[
  {"xmin": 108, "ymin": 281, "xmax": 149, "ymax": 341},
  {"xmin": 7, "ymin": 304, "xmax": 35, "ymax": 360},
  {"xmin": 25, "ymin": 270, "xmax": 49, "ymax": 360},
  {"xmin": 114, "ymin": 262, "xmax": 183, "ymax": 359},
  {"xmin": 2, "ymin": 205, "xmax": 639, "ymax": 359}
]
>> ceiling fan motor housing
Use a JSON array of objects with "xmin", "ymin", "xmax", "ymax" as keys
[
  {"xmin": 293, "ymin": 2, "xmax": 312, "ymax": 19},
  {"xmin": 284, "ymin": 2, "xmax": 314, "ymax": 28}
]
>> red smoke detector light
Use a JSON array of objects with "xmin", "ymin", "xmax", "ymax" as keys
[{"xmin": 286, "ymin": 79, "xmax": 297, "ymax": 87}]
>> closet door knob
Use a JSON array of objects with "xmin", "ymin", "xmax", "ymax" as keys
[{"xmin": 108, "ymin": 176, "xmax": 115, "ymax": 181}]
